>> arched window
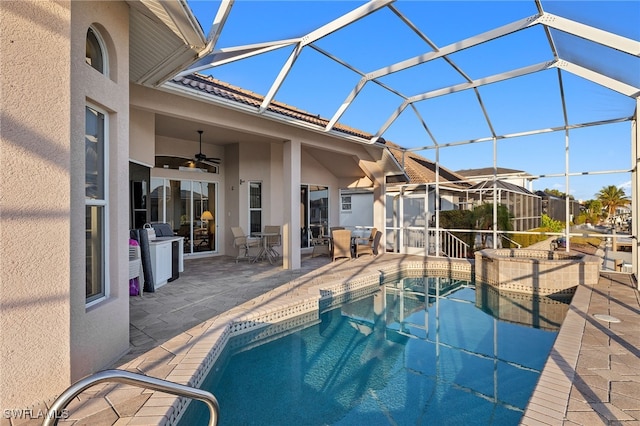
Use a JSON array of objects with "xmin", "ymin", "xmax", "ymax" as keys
[{"xmin": 85, "ymin": 27, "xmax": 106, "ymax": 75}]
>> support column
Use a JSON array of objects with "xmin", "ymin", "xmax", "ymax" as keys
[
  {"xmin": 283, "ymin": 140, "xmax": 301, "ymax": 270},
  {"xmin": 357, "ymin": 158, "xmax": 386, "ymax": 254},
  {"xmin": 372, "ymin": 174, "xmax": 386, "ymax": 254}
]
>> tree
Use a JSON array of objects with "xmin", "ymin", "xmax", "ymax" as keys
[
  {"xmin": 595, "ymin": 185, "xmax": 630, "ymax": 218},
  {"xmin": 578, "ymin": 199, "xmax": 603, "ymax": 224},
  {"xmin": 543, "ymin": 188, "xmax": 574, "ymax": 200},
  {"xmin": 471, "ymin": 203, "xmax": 513, "ymax": 248}
]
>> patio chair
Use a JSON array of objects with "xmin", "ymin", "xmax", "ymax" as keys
[
  {"xmin": 356, "ymin": 230, "xmax": 382, "ymax": 257},
  {"xmin": 331, "ymin": 229, "xmax": 352, "ymax": 261},
  {"xmin": 372, "ymin": 230, "xmax": 382, "ymax": 255},
  {"xmin": 311, "ymin": 235, "xmax": 331, "ymax": 257},
  {"xmin": 231, "ymin": 226, "xmax": 260, "ymax": 262}
]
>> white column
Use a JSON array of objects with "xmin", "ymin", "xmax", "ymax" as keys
[
  {"xmin": 283, "ymin": 140, "xmax": 301, "ymax": 270},
  {"xmin": 372, "ymin": 176, "xmax": 386, "ymax": 254}
]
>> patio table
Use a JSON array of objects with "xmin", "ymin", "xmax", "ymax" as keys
[{"xmin": 251, "ymin": 232, "xmax": 280, "ymax": 265}]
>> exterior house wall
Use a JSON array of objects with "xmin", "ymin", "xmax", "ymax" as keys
[
  {"xmin": 340, "ymin": 192, "xmax": 374, "ymax": 228},
  {"xmin": 0, "ymin": 0, "xmax": 131, "ymax": 408},
  {"xmin": 225, "ymin": 143, "xmax": 241, "ymax": 251},
  {"xmin": 69, "ymin": 1, "xmax": 131, "ymax": 382},
  {"xmin": 129, "ymin": 108, "xmax": 155, "ymax": 166},
  {"xmin": 1, "ymin": 0, "xmax": 73, "ymax": 408}
]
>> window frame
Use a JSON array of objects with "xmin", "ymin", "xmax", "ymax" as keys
[
  {"xmin": 85, "ymin": 103, "xmax": 109, "ymax": 307},
  {"xmin": 248, "ymin": 181, "xmax": 262, "ymax": 235},
  {"xmin": 85, "ymin": 26, "xmax": 108, "ymax": 77},
  {"xmin": 341, "ymin": 194, "xmax": 352, "ymax": 212}
]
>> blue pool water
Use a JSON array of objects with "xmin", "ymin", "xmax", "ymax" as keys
[{"xmin": 178, "ymin": 276, "xmax": 570, "ymax": 425}]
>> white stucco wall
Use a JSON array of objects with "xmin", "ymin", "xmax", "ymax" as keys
[
  {"xmin": 1, "ymin": 1, "xmax": 72, "ymax": 408},
  {"xmin": 340, "ymin": 192, "xmax": 374, "ymax": 228}
]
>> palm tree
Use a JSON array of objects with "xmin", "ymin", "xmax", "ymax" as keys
[{"xmin": 595, "ymin": 185, "xmax": 630, "ymax": 218}]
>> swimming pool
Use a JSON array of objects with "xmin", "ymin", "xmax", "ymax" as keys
[{"xmin": 178, "ymin": 275, "xmax": 569, "ymax": 425}]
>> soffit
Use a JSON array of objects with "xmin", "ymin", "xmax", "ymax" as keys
[{"xmin": 127, "ymin": 0, "xmax": 207, "ymax": 87}]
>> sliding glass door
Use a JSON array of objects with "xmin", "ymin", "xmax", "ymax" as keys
[
  {"xmin": 150, "ymin": 178, "xmax": 217, "ymax": 255},
  {"xmin": 300, "ymin": 185, "xmax": 328, "ymax": 247}
]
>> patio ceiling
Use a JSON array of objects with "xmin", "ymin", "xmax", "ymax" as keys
[{"xmin": 171, "ymin": 0, "xmax": 638, "ymax": 153}]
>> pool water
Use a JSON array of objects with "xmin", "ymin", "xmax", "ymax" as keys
[{"xmin": 178, "ymin": 276, "xmax": 569, "ymax": 425}]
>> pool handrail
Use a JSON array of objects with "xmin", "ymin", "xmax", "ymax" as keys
[{"xmin": 42, "ymin": 369, "xmax": 219, "ymax": 426}]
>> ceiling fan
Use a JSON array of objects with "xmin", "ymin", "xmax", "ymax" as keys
[{"xmin": 193, "ymin": 130, "xmax": 221, "ymax": 164}]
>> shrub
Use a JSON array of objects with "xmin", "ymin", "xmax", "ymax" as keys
[
  {"xmin": 511, "ymin": 227, "xmax": 554, "ymax": 248},
  {"xmin": 540, "ymin": 214, "xmax": 564, "ymax": 232}
]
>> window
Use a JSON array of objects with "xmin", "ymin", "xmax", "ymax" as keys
[
  {"xmin": 249, "ymin": 182, "xmax": 262, "ymax": 235},
  {"xmin": 341, "ymin": 195, "xmax": 352, "ymax": 212},
  {"xmin": 85, "ymin": 105, "xmax": 108, "ymax": 304},
  {"xmin": 86, "ymin": 27, "xmax": 106, "ymax": 75}
]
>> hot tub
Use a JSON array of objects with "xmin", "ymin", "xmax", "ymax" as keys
[{"xmin": 474, "ymin": 248, "xmax": 600, "ymax": 296}]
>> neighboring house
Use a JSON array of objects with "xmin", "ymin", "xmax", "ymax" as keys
[
  {"xmin": 456, "ymin": 167, "xmax": 538, "ymax": 192},
  {"xmin": 466, "ymin": 180, "xmax": 542, "ymax": 232},
  {"xmin": 380, "ymin": 145, "xmax": 475, "ymax": 253},
  {"xmin": 535, "ymin": 190, "xmax": 583, "ymax": 224},
  {"xmin": 456, "ymin": 167, "xmax": 543, "ymax": 231},
  {"xmin": 1, "ymin": 1, "xmax": 404, "ymax": 410}
]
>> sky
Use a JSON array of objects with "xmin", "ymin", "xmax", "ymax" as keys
[{"xmin": 184, "ymin": 1, "xmax": 639, "ymax": 202}]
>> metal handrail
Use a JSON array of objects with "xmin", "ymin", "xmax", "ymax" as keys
[
  {"xmin": 42, "ymin": 369, "xmax": 218, "ymax": 426},
  {"xmin": 500, "ymin": 234, "xmax": 522, "ymax": 249}
]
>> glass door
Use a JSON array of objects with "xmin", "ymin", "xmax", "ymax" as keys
[
  {"xmin": 301, "ymin": 185, "xmax": 329, "ymax": 247},
  {"xmin": 150, "ymin": 178, "xmax": 217, "ymax": 255}
]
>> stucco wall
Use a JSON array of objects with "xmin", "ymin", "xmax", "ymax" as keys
[
  {"xmin": 130, "ymin": 108, "xmax": 155, "ymax": 166},
  {"xmin": 340, "ymin": 192, "xmax": 374, "ymax": 228},
  {"xmin": 69, "ymin": 1, "xmax": 131, "ymax": 381},
  {"xmin": 1, "ymin": 1, "xmax": 72, "ymax": 408}
]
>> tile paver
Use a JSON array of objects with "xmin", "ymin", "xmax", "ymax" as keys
[
  {"xmin": 522, "ymin": 272, "xmax": 639, "ymax": 425},
  {"xmin": 25, "ymin": 253, "xmax": 638, "ymax": 426}
]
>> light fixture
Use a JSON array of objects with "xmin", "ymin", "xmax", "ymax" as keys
[
  {"xmin": 201, "ymin": 210, "xmax": 214, "ymax": 234},
  {"xmin": 239, "ymin": 179, "xmax": 245, "ymax": 185}
]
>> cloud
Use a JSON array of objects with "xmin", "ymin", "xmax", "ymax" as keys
[{"xmin": 618, "ymin": 180, "xmax": 631, "ymax": 190}]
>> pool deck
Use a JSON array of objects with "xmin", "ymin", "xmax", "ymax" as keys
[{"xmin": 30, "ymin": 253, "xmax": 639, "ymax": 426}]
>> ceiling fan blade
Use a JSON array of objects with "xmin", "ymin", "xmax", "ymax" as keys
[{"xmin": 193, "ymin": 131, "xmax": 221, "ymax": 164}]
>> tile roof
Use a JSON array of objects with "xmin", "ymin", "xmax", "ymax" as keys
[
  {"xmin": 170, "ymin": 73, "xmax": 374, "ymax": 140},
  {"xmin": 385, "ymin": 143, "xmax": 473, "ymax": 188},
  {"xmin": 456, "ymin": 167, "xmax": 531, "ymax": 177},
  {"xmin": 468, "ymin": 179, "xmax": 537, "ymax": 196},
  {"xmin": 171, "ymin": 73, "xmax": 474, "ymax": 189}
]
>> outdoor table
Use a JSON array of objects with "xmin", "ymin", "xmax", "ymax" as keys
[{"xmin": 251, "ymin": 232, "xmax": 279, "ymax": 264}]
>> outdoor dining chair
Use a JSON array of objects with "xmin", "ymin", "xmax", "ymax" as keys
[
  {"xmin": 355, "ymin": 230, "xmax": 382, "ymax": 257},
  {"xmin": 231, "ymin": 226, "xmax": 260, "ymax": 262},
  {"xmin": 331, "ymin": 229, "xmax": 352, "ymax": 261}
]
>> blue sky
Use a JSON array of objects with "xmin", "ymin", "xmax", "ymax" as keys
[{"xmin": 185, "ymin": 1, "xmax": 639, "ymax": 202}]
